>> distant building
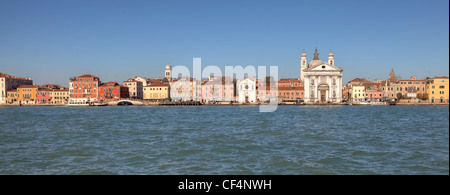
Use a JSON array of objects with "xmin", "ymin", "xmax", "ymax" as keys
[
  {"xmin": 16, "ymin": 85, "xmax": 40, "ymax": 104},
  {"xmin": 237, "ymin": 77, "xmax": 257, "ymax": 103},
  {"xmin": 365, "ymin": 89, "xmax": 383, "ymax": 102},
  {"xmin": 352, "ymin": 85, "xmax": 365, "ymax": 102},
  {"xmin": 0, "ymin": 72, "xmax": 33, "ymax": 104},
  {"xmin": 165, "ymin": 64, "xmax": 172, "ymax": 82},
  {"xmin": 382, "ymin": 81, "xmax": 401, "ymax": 100},
  {"xmin": 143, "ymin": 83, "xmax": 170, "ymax": 101},
  {"xmin": 398, "ymin": 76, "xmax": 427, "ymax": 99},
  {"xmin": 6, "ymin": 89, "xmax": 18, "ymax": 104},
  {"xmin": 69, "ymin": 74, "xmax": 101, "ymax": 104},
  {"xmin": 427, "ymin": 76, "xmax": 449, "ymax": 103},
  {"xmin": 49, "ymin": 89, "xmax": 69, "ymax": 104},
  {"xmin": 278, "ymin": 78, "xmax": 301, "ymax": 88},
  {"xmin": 170, "ymin": 76, "xmax": 201, "ymax": 101},
  {"xmin": 201, "ymin": 76, "xmax": 235, "ymax": 103},
  {"xmin": 36, "ymin": 88, "xmax": 52, "ymax": 104},
  {"xmin": 388, "ymin": 69, "xmax": 396, "ymax": 82},
  {"xmin": 277, "ymin": 86, "xmax": 304, "ymax": 101},
  {"xmin": 123, "ymin": 79, "xmax": 143, "ymax": 100},
  {"xmin": 99, "ymin": 82, "xmax": 130, "ymax": 101},
  {"xmin": 302, "ymin": 49, "xmax": 343, "ymax": 103}
]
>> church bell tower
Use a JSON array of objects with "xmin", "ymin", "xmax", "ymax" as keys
[
  {"xmin": 300, "ymin": 50, "xmax": 307, "ymax": 81},
  {"xmin": 328, "ymin": 49, "xmax": 334, "ymax": 66}
]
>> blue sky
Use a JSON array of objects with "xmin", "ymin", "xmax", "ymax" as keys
[{"xmin": 0, "ymin": 0, "xmax": 448, "ymax": 86}]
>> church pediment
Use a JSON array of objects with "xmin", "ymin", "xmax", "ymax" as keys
[{"xmin": 306, "ymin": 64, "xmax": 342, "ymax": 72}]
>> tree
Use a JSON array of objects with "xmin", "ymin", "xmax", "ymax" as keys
[
  {"xmin": 397, "ymin": 93, "xmax": 403, "ymax": 99},
  {"xmin": 264, "ymin": 76, "xmax": 276, "ymax": 87},
  {"xmin": 418, "ymin": 93, "xmax": 428, "ymax": 100}
]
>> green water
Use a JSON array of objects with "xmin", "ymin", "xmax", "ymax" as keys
[{"xmin": 0, "ymin": 106, "xmax": 448, "ymax": 174}]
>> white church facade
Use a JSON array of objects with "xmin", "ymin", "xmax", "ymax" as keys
[
  {"xmin": 301, "ymin": 49, "xmax": 343, "ymax": 103},
  {"xmin": 237, "ymin": 77, "xmax": 257, "ymax": 103}
]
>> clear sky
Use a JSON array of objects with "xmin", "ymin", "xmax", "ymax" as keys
[{"xmin": 1, "ymin": 0, "xmax": 448, "ymax": 86}]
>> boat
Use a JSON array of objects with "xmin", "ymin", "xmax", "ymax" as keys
[
  {"xmin": 351, "ymin": 101, "xmax": 387, "ymax": 106},
  {"xmin": 91, "ymin": 102, "xmax": 107, "ymax": 106},
  {"xmin": 67, "ymin": 102, "xmax": 90, "ymax": 106},
  {"xmin": 387, "ymin": 101, "xmax": 396, "ymax": 106}
]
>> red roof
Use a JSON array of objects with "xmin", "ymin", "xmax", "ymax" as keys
[
  {"xmin": 77, "ymin": 74, "xmax": 98, "ymax": 78},
  {"xmin": 18, "ymin": 85, "xmax": 40, "ymax": 88},
  {"xmin": 100, "ymin": 82, "xmax": 120, "ymax": 87},
  {"xmin": 0, "ymin": 72, "xmax": 31, "ymax": 80},
  {"xmin": 145, "ymin": 83, "xmax": 169, "ymax": 87}
]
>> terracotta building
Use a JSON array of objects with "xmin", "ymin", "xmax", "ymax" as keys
[
  {"xmin": 99, "ymin": 82, "xmax": 130, "ymax": 101},
  {"xmin": 69, "ymin": 74, "xmax": 101, "ymax": 104},
  {"xmin": 277, "ymin": 86, "xmax": 304, "ymax": 101}
]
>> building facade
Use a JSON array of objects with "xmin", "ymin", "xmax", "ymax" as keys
[
  {"xmin": 427, "ymin": 76, "xmax": 449, "ymax": 103},
  {"xmin": 143, "ymin": 83, "xmax": 170, "ymax": 101},
  {"xmin": 201, "ymin": 76, "xmax": 235, "ymax": 103},
  {"xmin": 365, "ymin": 90, "xmax": 383, "ymax": 102},
  {"xmin": 6, "ymin": 89, "xmax": 18, "ymax": 104},
  {"xmin": 237, "ymin": 77, "xmax": 257, "ymax": 103},
  {"xmin": 36, "ymin": 88, "xmax": 51, "ymax": 104},
  {"xmin": 382, "ymin": 81, "xmax": 401, "ymax": 100},
  {"xmin": 165, "ymin": 64, "xmax": 172, "ymax": 82},
  {"xmin": 16, "ymin": 85, "xmax": 39, "ymax": 104},
  {"xmin": 99, "ymin": 82, "xmax": 130, "ymax": 101},
  {"xmin": 278, "ymin": 87, "xmax": 304, "ymax": 101},
  {"xmin": 170, "ymin": 76, "xmax": 201, "ymax": 101},
  {"xmin": 303, "ymin": 49, "xmax": 343, "ymax": 103},
  {"xmin": 352, "ymin": 85, "xmax": 365, "ymax": 102},
  {"xmin": 123, "ymin": 79, "xmax": 143, "ymax": 100},
  {"xmin": 69, "ymin": 74, "xmax": 101, "ymax": 104},
  {"xmin": 0, "ymin": 73, "xmax": 33, "ymax": 104},
  {"xmin": 278, "ymin": 79, "xmax": 302, "ymax": 88},
  {"xmin": 49, "ymin": 89, "xmax": 69, "ymax": 104},
  {"xmin": 398, "ymin": 77, "xmax": 427, "ymax": 99}
]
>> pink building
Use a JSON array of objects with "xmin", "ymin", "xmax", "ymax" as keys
[
  {"xmin": 36, "ymin": 88, "xmax": 51, "ymax": 104},
  {"xmin": 201, "ymin": 76, "xmax": 235, "ymax": 103},
  {"xmin": 365, "ymin": 90, "xmax": 383, "ymax": 102}
]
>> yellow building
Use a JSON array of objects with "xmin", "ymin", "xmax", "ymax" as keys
[
  {"xmin": 352, "ymin": 85, "xmax": 365, "ymax": 102},
  {"xmin": 427, "ymin": 76, "xmax": 449, "ymax": 103},
  {"xmin": 143, "ymin": 84, "xmax": 170, "ymax": 101},
  {"xmin": 6, "ymin": 89, "xmax": 18, "ymax": 104},
  {"xmin": 50, "ymin": 89, "xmax": 69, "ymax": 104},
  {"xmin": 17, "ymin": 85, "xmax": 39, "ymax": 104}
]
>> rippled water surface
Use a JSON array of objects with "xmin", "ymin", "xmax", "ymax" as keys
[{"xmin": 0, "ymin": 106, "xmax": 448, "ymax": 174}]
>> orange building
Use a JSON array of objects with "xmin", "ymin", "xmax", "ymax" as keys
[
  {"xmin": 278, "ymin": 79, "xmax": 302, "ymax": 88},
  {"xmin": 398, "ymin": 76, "xmax": 427, "ymax": 99},
  {"xmin": 278, "ymin": 87, "xmax": 304, "ymax": 101},
  {"xmin": 16, "ymin": 85, "xmax": 40, "ymax": 104},
  {"xmin": 6, "ymin": 89, "xmax": 18, "ymax": 104}
]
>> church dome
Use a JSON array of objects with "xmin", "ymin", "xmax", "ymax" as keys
[
  {"xmin": 165, "ymin": 64, "xmax": 171, "ymax": 69},
  {"xmin": 308, "ymin": 59, "xmax": 327, "ymax": 67}
]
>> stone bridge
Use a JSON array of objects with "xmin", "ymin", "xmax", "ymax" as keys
[{"xmin": 108, "ymin": 100, "xmax": 144, "ymax": 106}]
